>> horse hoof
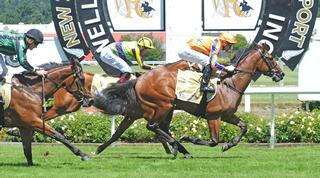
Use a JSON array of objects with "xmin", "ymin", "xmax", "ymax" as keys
[
  {"xmin": 81, "ymin": 154, "xmax": 90, "ymax": 161},
  {"xmin": 184, "ymin": 154, "xmax": 192, "ymax": 159},
  {"xmin": 95, "ymin": 148, "xmax": 102, "ymax": 155},
  {"xmin": 179, "ymin": 135, "xmax": 189, "ymax": 142},
  {"xmin": 221, "ymin": 144, "xmax": 229, "ymax": 152}
]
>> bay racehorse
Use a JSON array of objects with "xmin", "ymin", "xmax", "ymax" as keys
[
  {"xmin": 2, "ymin": 58, "xmax": 91, "ymax": 165},
  {"xmin": 6, "ymin": 68, "xmax": 191, "ymax": 157},
  {"xmin": 93, "ymin": 43, "xmax": 285, "ymax": 157}
]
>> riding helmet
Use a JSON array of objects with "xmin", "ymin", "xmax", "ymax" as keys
[
  {"xmin": 25, "ymin": 29, "xmax": 44, "ymax": 44},
  {"xmin": 218, "ymin": 32, "xmax": 237, "ymax": 44},
  {"xmin": 137, "ymin": 37, "xmax": 154, "ymax": 49}
]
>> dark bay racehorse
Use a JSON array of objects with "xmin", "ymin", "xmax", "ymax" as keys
[
  {"xmin": 94, "ymin": 43, "xmax": 285, "ymax": 157},
  {"xmin": 2, "ymin": 59, "xmax": 90, "ymax": 165}
]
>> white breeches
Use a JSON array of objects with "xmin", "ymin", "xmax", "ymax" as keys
[
  {"xmin": 100, "ymin": 48, "xmax": 132, "ymax": 73},
  {"xmin": 178, "ymin": 43, "xmax": 210, "ymax": 66}
]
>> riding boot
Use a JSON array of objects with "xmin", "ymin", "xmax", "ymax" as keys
[
  {"xmin": 119, "ymin": 72, "xmax": 131, "ymax": 83},
  {"xmin": 200, "ymin": 64, "xmax": 215, "ymax": 93},
  {"xmin": 0, "ymin": 77, "xmax": 3, "ymax": 129},
  {"xmin": 0, "ymin": 96, "xmax": 4, "ymax": 129}
]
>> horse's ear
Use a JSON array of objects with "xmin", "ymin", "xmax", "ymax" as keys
[{"xmin": 251, "ymin": 41, "xmax": 259, "ymax": 49}]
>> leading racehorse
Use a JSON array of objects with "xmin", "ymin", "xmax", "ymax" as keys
[
  {"xmin": 94, "ymin": 43, "xmax": 285, "ymax": 157},
  {"xmin": 2, "ymin": 58, "xmax": 90, "ymax": 165}
]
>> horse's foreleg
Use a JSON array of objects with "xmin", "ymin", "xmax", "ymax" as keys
[
  {"xmin": 221, "ymin": 114, "xmax": 247, "ymax": 152},
  {"xmin": 96, "ymin": 116, "xmax": 135, "ymax": 155},
  {"xmin": 180, "ymin": 119, "xmax": 220, "ymax": 147},
  {"xmin": 159, "ymin": 110, "xmax": 191, "ymax": 158},
  {"xmin": 19, "ymin": 127, "xmax": 33, "ymax": 166},
  {"xmin": 32, "ymin": 120, "xmax": 89, "ymax": 161}
]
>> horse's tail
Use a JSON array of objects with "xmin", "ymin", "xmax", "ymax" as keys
[{"xmin": 93, "ymin": 79, "xmax": 137, "ymax": 115}]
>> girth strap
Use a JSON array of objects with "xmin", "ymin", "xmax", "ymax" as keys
[{"xmin": 223, "ymin": 82, "xmax": 243, "ymax": 95}]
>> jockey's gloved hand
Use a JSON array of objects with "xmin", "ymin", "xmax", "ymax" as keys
[
  {"xmin": 35, "ymin": 69, "xmax": 48, "ymax": 77},
  {"xmin": 225, "ymin": 65, "xmax": 235, "ymax": 73}
]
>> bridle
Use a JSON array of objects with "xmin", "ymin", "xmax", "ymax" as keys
[
  {"xmin": 41, "ymin": 59, "xmax": 90, "ymax": 103},
  {"xmin": 223, "ymin": 47, "xmax": 279, "ymax": 95}
]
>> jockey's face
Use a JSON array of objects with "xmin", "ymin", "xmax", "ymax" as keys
[
  {"xmin": 26, "ymin": 37, "xmax": 39, "ymax": 50},
  {"xmin": 140, "ymin": 46, "xmax": 148, "ymax": 56},
  {"xmin": 222, "ymin": 41, "xmax": 232, "ymax": 51}
]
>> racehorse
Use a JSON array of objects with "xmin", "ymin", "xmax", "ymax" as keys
[
  {"xmin": 2, "ymin": 58, "xmax": 91, "ymax": 165},
  {"xmin": 7, "ymin": 69, "xmax": 192, "ymax": 157},
  {"xmin": 93, "ymin": 43, "xmax": 285, "ymax": 157}
]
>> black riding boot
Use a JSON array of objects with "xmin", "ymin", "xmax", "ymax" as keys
[
  {"xmin": 0, "ymin": 96, "xmax": 4, "ymax": 129},
  {"xmin": 200, "ymin": 64, "xmax": 215, "ymax": 93},
  {"xmin": 119, "ymin": 72, "xmax": 131, "ymax": 83}
]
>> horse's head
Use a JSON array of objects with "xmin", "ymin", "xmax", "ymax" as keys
[
  {"xmin": 36, "ymin": 58, "xmax": 91, "ymax": 103},
  {"xmin": 254, "ymin": 43, "xmax": 285, "ymax": 82}
]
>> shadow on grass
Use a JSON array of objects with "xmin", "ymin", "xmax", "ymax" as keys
[{"xmin": 0, "ymin": 162, "xmax": 40, "ymax": 167}]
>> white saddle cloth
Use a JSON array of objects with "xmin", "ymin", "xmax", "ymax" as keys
[{"xmin": 175, "ymin": 69, "xmax": 217, "ymax": 104}]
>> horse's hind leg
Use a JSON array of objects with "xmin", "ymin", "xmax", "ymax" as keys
[
  {"xmin": 147, "ymin": 122, "xmax": 180, "ymax": 158},
  {"xmin": 19, "ymin": 127, "xmax": 34, "ymax": 166},
  {"xmin": 96, "ymin": 116, "xmax": 135, "ymax": 155},
  {"xmin": 221, "ymin": 114, "xmax": 247, "ymax": 152},
  {"xmin": 159, "ymin": 110, "xmax": 191, "ymax": 158}
]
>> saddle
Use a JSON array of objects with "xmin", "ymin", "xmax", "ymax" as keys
[
  {"xmin": 175, "ymin": 69, "xmax": 218, "ymax": 104},
  {"xmin": 0, "ymin": 75, "xmax": 12, "ymax": 110}
]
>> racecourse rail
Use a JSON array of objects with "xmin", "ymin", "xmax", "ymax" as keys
[{"xmin": 244, "ymin": 87, "xmax": 320, "ymax": 148}]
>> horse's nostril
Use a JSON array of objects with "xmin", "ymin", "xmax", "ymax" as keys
[{"xmin": 281, "ymin": 72, "xmax": 285, "ymax": 77}]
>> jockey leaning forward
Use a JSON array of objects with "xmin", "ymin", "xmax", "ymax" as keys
[
  {"xmin": 178, "ymin": 32, "xmax": 237, "ymax": 93},
  {"xmin": 0, "ymin": 29, "xmax": 46, "ymax": 128},
  {"xmin": 100, "ymin": 37, "xmax": 155, "ymax": 83}
]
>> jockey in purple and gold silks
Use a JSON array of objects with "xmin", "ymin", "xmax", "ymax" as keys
[
  {"xmin": 178, "ymin": 32, "xmax": 237, "ymax": 93},
  {"xmin": 100, "ymin": 37, "xmax": 155, "ymax": 83}
]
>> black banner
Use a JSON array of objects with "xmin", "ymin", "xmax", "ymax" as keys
[
  {"xmin": 75, "ymin": 0, "xmax": 119, "ymax": 76},
  {"xmin": 51, "ymin": 0, "xmax": 91, "ymax": 61},
  {"xmin": 254, "ymin": 0, "xmax": 318, "ymax": 70},
  {"xmin": 279, "ymin": 0, "xmax": 318, "ymax": 70}
]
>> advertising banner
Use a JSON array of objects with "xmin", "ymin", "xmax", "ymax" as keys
[
  {"xmin": 51, "ymin": 0, "xmax": 91, "ymax": 61},
  {"xmin": 203, "ymin": 0, "xmax": 263, "ymax": 30}
]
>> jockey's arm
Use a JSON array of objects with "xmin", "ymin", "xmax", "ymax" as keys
[
  {"xmin": 17, "ymin": 41, "xmax": 35, "ymax": 72},
  {"xmin": 134, "ymin": 48, "xmax": 154, "ymax": 70},
  {"xmin": 209, "ymin": 43, "xmax": 226, "ymax": 71}
]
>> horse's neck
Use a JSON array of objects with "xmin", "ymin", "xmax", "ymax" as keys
[
  {"xmin": 42, "ymin": 66, "xmax": 73, "ymax": 95},
  {"xmin": 229, "ymin": 55, "xmax": 259, "ymax": 93}
]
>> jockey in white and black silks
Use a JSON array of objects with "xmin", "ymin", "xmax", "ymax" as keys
[
  {"xmin": 178, "ymin": 32, "xmax": 238, "ymax": 93},
  {"xmin": 0, "ymin": 29, "xmax": 46, "ymax": 128},
  {"xmin": 100, "ymin": 37, "xmax": 155, "ymax": 83}
]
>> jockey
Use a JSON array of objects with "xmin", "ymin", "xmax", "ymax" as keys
[
  {"xmin": 0, "ymin": 29, "xmax": 46, "ymax": 128},
  {"xmin": 178, "ymin": 32, "xmax": 237, "ymax": 93},
  {"xmin": 100, "ymin": 37, "xmax": 155, "ymax": 83}
]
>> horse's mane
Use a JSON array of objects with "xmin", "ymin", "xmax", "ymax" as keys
[
  {"xmin": 163, "ymin": 60, "xmax": 183, "ymax": 67},
  {"xmin": 38, "ymin": 62, "xmax": 70, "ymax": 70},
  {"xmin": 94, "ymin": 79, "xmax": 138, "ymax": 115},
  {"xmin": 13, "ymin": 62, "xmax": 71, "ymax": 86},
  {"xmin": 230, "ymin": 48, "xmax": 252, "ymax": 66}
]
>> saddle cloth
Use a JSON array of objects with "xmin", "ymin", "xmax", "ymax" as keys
[
  {"xmin": 0, "ymin": 76, "xmax": 12, "ymax": 110},
  {"xmin": 90, "ymin": 74, "xmax": 136, "ymax": 95},
  {"xmin": 175, "ymin": 69, "xmax": 217, "ymax": 104}
]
